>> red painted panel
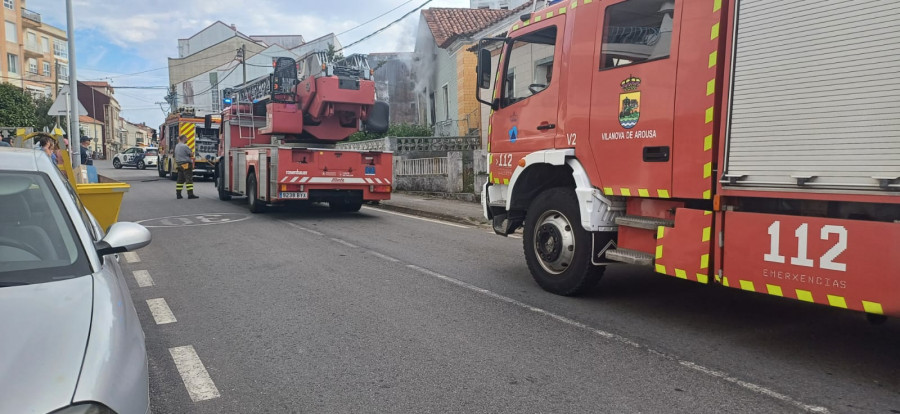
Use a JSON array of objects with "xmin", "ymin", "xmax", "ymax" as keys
[
  {"xmin": 654, "ymin": 208, "xmax": 713, "ymax": 284},
  {"xmin": 722, "ymin": 211, "xmax": 900, "ymax": 316}
]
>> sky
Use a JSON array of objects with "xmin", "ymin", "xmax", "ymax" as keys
[{"xmin": 28, "ymin": 0, "xmax": 470, "ymax": 129}]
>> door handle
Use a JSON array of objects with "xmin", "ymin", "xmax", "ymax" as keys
[{"xmin": 536, "ymin": 123, "xmax": 556, "ymax": 131}]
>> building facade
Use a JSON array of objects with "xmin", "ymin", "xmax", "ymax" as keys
[
  {"xmin": 1, "ymin": 0, "xmax": 67, "ymax": 99},
  {"xmin": 367, "ymin": 52, "xmax": 417, "ymax": 125},
  {"xmin": 78, "ymin": 81, "xmax": 121, "ymax": 158}
]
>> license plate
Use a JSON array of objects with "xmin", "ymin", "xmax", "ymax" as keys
[{"xmin": 279, "ymin": 192, "xmax": 308, "ymax": 200}]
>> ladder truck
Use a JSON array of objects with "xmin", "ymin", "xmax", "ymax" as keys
[
  {"xmin": 476, "ymin": 0, "xmax": 900, "ymax": 320},
  {"xmin": 215, "ymin": 54, "xmax": 392, "ymax": 213}
]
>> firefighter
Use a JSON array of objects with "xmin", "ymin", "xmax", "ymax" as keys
[{"xmin": 174, "ymin": 134, "xmax": 199, "ymax": 199}]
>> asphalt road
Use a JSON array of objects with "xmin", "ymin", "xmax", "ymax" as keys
[{"xmin": 99, "ymin": 162, "xmax": 900, "ymax": 413}]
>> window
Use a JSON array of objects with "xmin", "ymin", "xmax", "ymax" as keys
[
  {"xmin": 57, "ymin": 63, "xmax": 68, "ymax": 81},
  {"xmin": 41, "ymin": 36, "xmax": 49, "ymax": 53},
  {"xmin": 600, "ymin": 0, "xmax": 675, "ymax": 69},
  {"xmin": 27, "ymin": 58, "xmax": 37, "ymax": 74},
  {"xmin": 5, "ymin": 21, "xmax": 16, "ymax": 43},
  {"xmin": 53, "ymin": 40, "xmax": 68, "ymax": 59},
  {"xmin": 3, "ymin": 0, "xmax": 12, "ymax": 11},
  {"xmin": 7, "ymin": 53, "xmax": 18, "ymax": 74},
  {"xmin": 441, "ymin": 84, "xmax": 450, "ymax": 120},
  {"xmin": 43, "ymin": 61, "xmax": 50, "ymax": 76},
  {"xmin": 501, "ymin": 26, "xmax": 557, "ymax": 107}
]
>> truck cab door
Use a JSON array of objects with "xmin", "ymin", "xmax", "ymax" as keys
[
  {"xmin": 589, "ymin": 0, "xmax": 682, "ymax": 198},
  {"xmin": 490, "ymin": 22, "xmax": 563, "ymax": 181}
]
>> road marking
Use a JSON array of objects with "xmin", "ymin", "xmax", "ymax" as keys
[
  {"xmin": 147, "ymin": 298, "xmax": 177, "ymax": 324},
  {"xmin": 136, "ymin": 213, "xmax": 251, "ymax": 228},
  {"xmin": 123, "ymin": 252, "xmax": 141, "ymax": 263},
  {"xmin": 169, "ymin": 345, "xmax": 221, "ymax": 402},
  {"xmin": 404, "ymin": 264, "xmax": 830, "ymax": 413},
  {"xmin": 367, "ymin": 250, "xmax": 400, "ymax": 262},
  {"xmin": 282, "ymin": 221, "xmax": 324, "ymax": 236},
  {"xmin": 133, "ymin": 270, "xmax": 155, "ymax": 287},
  {"xmin": 362, "ymin": 207, "xmax": 470, "ymax": 229},
  {"xmin": 331, "ymin": 238, "xmax": 358, "ymax": 248}
]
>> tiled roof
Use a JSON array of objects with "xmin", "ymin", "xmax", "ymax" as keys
[
  {"xmin": 81, "ymin": 81, "xmax": 110, "ymax": 88},
  {"xmin": 423, "ymin": 6, "xmax": 524, "ymax": 48},
  {"xmin": 79, "ymin": 115, "xmax": 102, "ymax": 124}
]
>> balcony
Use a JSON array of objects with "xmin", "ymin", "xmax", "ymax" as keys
[
  {"xmin": 21, "ymin": 8, "xmax": 41, "ymax": 27},
  {"xmin": 24, "ymin": 39, "xmax": 43, "ymax": 58}
]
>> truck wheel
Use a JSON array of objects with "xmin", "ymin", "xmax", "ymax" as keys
[
  {"xmin": 113, "ymin": 158, "xmax": 122, "ymax": 169},
  {"xmin": 137, "ymin": 160, "xmax": 146, "ymax": 170},
  {"xmin": 168, "ymin": 161, "xmax": 177, "ymax": 181},
  {"xmin": 217, "ymin": 164, "xmax": 231, "ymax": 201},
  {"xmin": 330, "ymin": 199, "xmax": 362, "ymax": 212},
  {"xmin": 247, "ymin": 172, "xmax": 265, "ymax": 213},
  {"xmin": 523, "ymin": 187, "xmax": 604, "ymax": 296},
  {"xmin": 157, "ymin": 162, "xmax": 166, "ymax": 177}
]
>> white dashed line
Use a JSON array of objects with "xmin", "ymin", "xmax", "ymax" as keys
[
  {"xmin": 133, "ymin": 270, "xmax": 155, "ymax": 287},
  {"xmin": 169, "ymin": 345, "xmax": 221, "ymax": 402},
  {"xmin": 367, "ymin": 251, "xmax": 400, "ymax": 262},
  {"xmin": 123, "ymin": 252, "xmax": 141, "ymax": 263},
  {"xmin": 404, "ymin": 264, "xmax": 829, "ymax": 413},
  {"xmin": 331, "ymin": 238, "xmax": 358, "ymax": 248},
  {"xmin": 146, "ymin": 298, "xmax": 177, "ymax": 325},
  {"xmin": 362, "ymin": 207, "xmax": 471, "ymax": 228},
  {"xmin": 282, "ymin": 222, "xmax": 324, "ymax": 236}
]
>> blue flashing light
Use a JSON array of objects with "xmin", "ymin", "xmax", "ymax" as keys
[{"xmin": 223, "ymin": 98, "xmax": 233, "ymax": 105}]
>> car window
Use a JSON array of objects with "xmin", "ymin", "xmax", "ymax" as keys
[
  {"xmin": 0, "ymin": 172, "xmax": 91, "ymax": 285},
  {"xmin": 145, "ymin": 149, "xmax": 158, "ymax": 156}
]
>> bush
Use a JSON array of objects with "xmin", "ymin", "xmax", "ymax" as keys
[{"xmin": 349, "ymin": 123, "xmax": 432, "ymax": 142}]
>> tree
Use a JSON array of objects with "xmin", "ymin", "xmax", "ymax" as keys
[
  {"xmin": 32, "ymin": 96, "xmax": 56, "ymax": 132},
  {"xmin": 348, "ymin": 123, "xmax": 433, "ymax": 142},
  {"xmin": 325, "ymin": 43, "xmax": 343, "ymax": 62},
  {"xmin": 0, "ymin": 83, "xmax": 37, "ymax": 128}
]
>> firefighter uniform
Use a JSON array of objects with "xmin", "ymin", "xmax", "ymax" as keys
[{"xmin": 174, "ymin": 140, "xmax": 198, "ymax": 199}]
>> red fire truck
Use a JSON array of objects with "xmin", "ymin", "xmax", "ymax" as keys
[
  {"xmin": 477, "ymin": 0, "xmax": 899, "ymax": 319},
  {"xmin": 158, "ymin": 108, "xmax": 220, "ymax": 180},
  {"xmin": 216, "ymin": 55, "xmax": 392, "ymax": 213}
]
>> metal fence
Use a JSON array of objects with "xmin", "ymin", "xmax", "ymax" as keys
[
  {"xmin": 396, "ymin": 157, "xmax": 448, "ymax": 176},
  {"xmin": 337, "ymin": 136, "xmax": 482, "ymax": 155}
]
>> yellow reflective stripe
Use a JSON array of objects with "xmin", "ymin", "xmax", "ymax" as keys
[
  {"xmin": 714, "ymin": 0, "xmax": 722, "ymax": 12},
  {"xmin": 655, "ymin": 245, "xmax": 664, "ymax": 260},
  {"xmin": 700, "ymin": 254, "xmax": 709, "ymax": 269},
  {"xmin": 863, "ymin": 301, "xmax": 884, "ymax": 315},
  {"xmin": 766, "ymin": 284, "xmax": 783, "ymax": 297},
  {"xmin": 704, "ymin": 162, "xmax": 712, "ymax": 178},
  {"xmin": 704, "ymin": 135, "xmax": 713, "ymax": 151},
  {"xmin": 796, "ymin": 289, "xmax": 814, "ymax": 303},
  {"xmin": 739, "ymin": 280, "xmax": 755, "ymax": 292},
  {"xmin": 827, "ymin": 295, "xmax": 848, "ymax": 309},
  {"xmin": 705, "ymin": 107, "xmax": 714, "ymax": 124},
  {"xmin": 702, "ymin": 227, "xmax": 711, "ymax": 242},
  {"xmin": 655, "ymin": 264, "xmax": 667, "ymax": 274},
  {"xmin": 707, "ymin": 79, "xmax": 716, "ymax": 96},
  {"xmin": 638, "ymin": 189, "xmax": 650, "ymax": 197},
  {"xmin": 503, "ymin": 178, "xmax": 510, "ymax": 185},
  {"xmin": 620, "ymin": 188, "xmax": 631, "ymax": 197},
  {"xmin": 675, "ymin": 269, "xmax": 687, "ymax": 279},
  {"xmin": 696, "ymin": 274, "xmax": 709, "ymax": 284},
  {"xmin": 604, "ymin": 187, "xmax": 614, "ymax": 195},
  {"xmin": 722, "ymin": 276, "xmax": 729, "ymax": 287},
  {"xmin": 709, "ymin": 51, "xmax": 718, "ymax": 68},
  {"xmin": 703, "ymin": 190, "xmax": 712, "ymax": 199},
  {"xmin": 657, "ymin": 226, "xmax": 665, "ymax": 240},
  {"xmin": 711, "ymin": 22, "xmax": 720, "ymax": 40},
  {"xmin": 657, "ymin": 189, "xmax": 670, "ymax": 198}
]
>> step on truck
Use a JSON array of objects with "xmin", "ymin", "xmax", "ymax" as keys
[
  {"xmin": 477, "ymin": 0, "xmax": 900, "ymax": 320},
  {"xmin": 216, "ymin": 55, "xmax": 392, "ymax": 213}
]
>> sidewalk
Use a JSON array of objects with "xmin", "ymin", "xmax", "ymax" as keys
[{"xmin": 372, "ymin": 192, "xmax": 488, "ymax": 226}]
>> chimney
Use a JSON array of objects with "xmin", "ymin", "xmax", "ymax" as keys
[{"xmin": 231, "ymin": 24, "xmax": 237, "ymax": 31}]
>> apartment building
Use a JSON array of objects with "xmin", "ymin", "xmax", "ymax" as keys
[{"xmin": 1, "ymin": 0, "xmax": 68, "ymax": 99}]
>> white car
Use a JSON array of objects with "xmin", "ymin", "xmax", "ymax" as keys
[{"xmin": 112, "ymin": 147, "xmax": 158, "ymax": 170}]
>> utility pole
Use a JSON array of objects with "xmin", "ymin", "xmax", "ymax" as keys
[
  {"xmin": 65, "ymin": 0, "xmax": 81, "ymax": 168},
  {"xmin": 241, "ymin": 44, "xmax": 247, "ymax": 84}
]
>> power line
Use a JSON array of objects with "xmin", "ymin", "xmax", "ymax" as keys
[
  {"xmin": 336, "ymin": 0, "xmax": 418, "ymax": 36},
  {"xmin": 93, "ymin": 48, "xmax": 241, "ymax": 81},
  {"xmin": 337, "ymin": 0, "xmax": 434, "ymax": 53}
]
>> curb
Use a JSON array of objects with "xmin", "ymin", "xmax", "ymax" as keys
[{"xmin": 367, "ymin": 202, "xmax": 489, "ymax": 227}]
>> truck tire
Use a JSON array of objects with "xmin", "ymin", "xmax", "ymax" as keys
[
  {"xmin": 523, "ymin": 187, "xmax": 604, "ymax": 296},
  {"xmin": 168, "ymin": 160, "xmax": 177, "ymax": 181},
  {"xmin": 217, "ymin": 164, "xmax": 231, "ymax": 201},
  {"xmin": 157, "ymin": 162, "xmax": 166, "ymax": 177},
  {"xmin": 247, "ymin": 172, "xmax": 265, "ymax": 213}
]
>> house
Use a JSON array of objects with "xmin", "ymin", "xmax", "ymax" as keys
[
  {"xmin": 413, "ymin": 6, "xmax": 524, "ymax": 137},
  {"xmin": 79, "ymin": 115, "xmax": 103, "ymax": 155},
  {"xmin": 1, "ymin": 0, "xmax": 69, "ymax": 99},
  {"xmin": 77, "ymin": 81, "xmax": 121, "ymax": 157},
  {"xmin": 367, "ymin": 52, "xmax": 417, "ymax": 125}
]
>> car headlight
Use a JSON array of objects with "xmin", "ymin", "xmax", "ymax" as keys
[{"xmin": 51, "ymin": 403, "xmax": 116, "ymax": 414}]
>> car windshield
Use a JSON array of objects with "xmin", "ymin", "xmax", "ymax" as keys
[
  {"xmin": 145, "ymin": 149, "xmax": 158, "ymax": 156},
  {"xmin": 0, "ymin": 171, "xmax": 91, "ymax": 286}
]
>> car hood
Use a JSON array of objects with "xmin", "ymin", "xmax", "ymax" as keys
[{"xmin": 0, "ymin": 276, "xmax": 93, "ymax": 413}]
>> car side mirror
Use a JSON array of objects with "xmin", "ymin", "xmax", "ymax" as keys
[
  {"xmin": 477, "ymin": 49, "xmax": 492, "ymax": 90},
  {"xmin": 95, "ymin": 222, "xmax": 152, "ymax": 256}
]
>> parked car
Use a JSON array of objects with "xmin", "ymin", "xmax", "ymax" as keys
[
  {"xmin": 113, "ymin": 146, "xmax": 158, "ymax": 170},
  {"xmin": 0, "ymin": 147, "xmax": 151, "ymax": 414}
]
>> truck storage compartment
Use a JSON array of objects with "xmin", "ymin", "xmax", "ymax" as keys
[{"xmin": 722, "ymin": 0, "xmax": 900, "ymax": 193}]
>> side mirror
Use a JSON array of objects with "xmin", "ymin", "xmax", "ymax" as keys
[
  {"xmin": 204, "ymin": 114, "xmax": 212, "ymax": 130},
  {"xmin": 95, "ymin": 222, "xmax": 152, "ymax": 256},
  {"xmin": 477, "ymin": 49, "xmax": 492, "ymax": 90}
]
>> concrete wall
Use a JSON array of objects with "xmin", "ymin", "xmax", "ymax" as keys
[
  {"xmin": 169, "ymin": 37, "xmax": 265, "ymax": 86},
  {"xmin": 178, "ymin": 22, "xmax": 245, "ymax": 58}
]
